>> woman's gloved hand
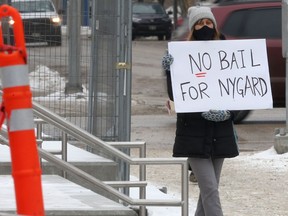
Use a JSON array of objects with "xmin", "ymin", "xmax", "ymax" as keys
[
  {"xmin": 201, "ymin": 110, "xmax": 231, "ymax": 122},
  {"xmin": 162, "ymin": 53, "xmax": 174, "ymax": 71}
]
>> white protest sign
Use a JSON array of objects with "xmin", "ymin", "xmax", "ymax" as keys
[{"xmin": 168, "ymin": 39, "xmax": 273, "ymax": 113}]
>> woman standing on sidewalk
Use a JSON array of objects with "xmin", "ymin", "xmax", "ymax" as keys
[{"xmin": 162, "ymin": 6, "xmax": 239, "ymax": 216}]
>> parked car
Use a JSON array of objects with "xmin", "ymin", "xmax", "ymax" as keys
[
  {"xmin": 132, "ymin": 2, "xmax": 172, "ymax": 40},
  {"xmin": 173, "ymin": 0, "xmax": 284, "ymax": 123},
  {"xmin": 4, "ymin": 0, "xmax": 62, "ymax": 46}
]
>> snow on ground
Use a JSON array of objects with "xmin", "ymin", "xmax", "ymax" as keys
[
  {"xmin": 237, "ymin": 147, "xmax": 288, "ymax": 171},
  {"xmin": 29, "ymin": 65, "xmax": 87, "ymax": 101}
]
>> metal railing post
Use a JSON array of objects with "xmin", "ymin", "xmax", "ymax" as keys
[
  {"xmin": 182, "ymin": 160, "xmax": 189, "ymax": 216},
  {"xmin": 139, "ymin": 142, "xmax": 147, "ymax": 216},
  {"xmin": 62, "ymin": 131, "xmax": 68, "ymax": 178},
  {"xmin": 35, "ymin": 119, "xmax": 43, "ymax": 167}
]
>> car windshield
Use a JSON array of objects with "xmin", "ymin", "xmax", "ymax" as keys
[
  {"xmin": 12, "ymin": 1, "xmax": 54, "ymax": 13},
  {"xmin": 133, "ymin": 3, "xmax": 166, "ymax": 14}
]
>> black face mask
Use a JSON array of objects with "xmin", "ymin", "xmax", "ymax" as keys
[{"xmin": 193, "ymin": 25, "xmax": 216, "ymax": 41}]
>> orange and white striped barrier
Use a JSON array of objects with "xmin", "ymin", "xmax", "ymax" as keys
[{"xmin": 0, "ymin": 4, "xmax": 45, "ymax": 216}]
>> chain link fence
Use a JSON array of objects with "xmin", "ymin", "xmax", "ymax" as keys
[{"xmin": 1, "ymin": 0, "xmax": 132, "ymax": 143}]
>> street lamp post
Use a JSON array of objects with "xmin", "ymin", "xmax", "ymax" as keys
[{"xmin": 274, "ymin": 0, "xmax": 288, "ymax": 154}]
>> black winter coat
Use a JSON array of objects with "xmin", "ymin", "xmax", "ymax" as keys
[{"xmin": 166, "ymin": 70, "xmax": 239, "ymax": 159}]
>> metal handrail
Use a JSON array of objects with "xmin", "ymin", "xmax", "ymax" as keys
[
  {"xmin": 0, "ymin": 136, "xmax": 183, "ymax": 207},
  {"xmin": 0, "ymin": 100, "xmax": 189, "ymax": 216}
]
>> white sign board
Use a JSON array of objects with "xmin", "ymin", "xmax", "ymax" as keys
[{"xmin": 168, "ymin": 39, "xmax": 273, "ymax": 113}]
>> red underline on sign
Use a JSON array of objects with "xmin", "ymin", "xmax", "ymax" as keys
[{"xmin": 195, "ymin": 72, "xmax": 207, "ymax": 78}]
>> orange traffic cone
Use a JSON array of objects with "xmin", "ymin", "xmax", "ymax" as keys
[{"xmin": 0, "ymin": 4, "xmax": 45, "ymax": 216}]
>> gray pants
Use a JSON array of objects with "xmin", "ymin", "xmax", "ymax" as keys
[{"xmin": 188, "ymin": 157, "xmax": 224, "ymax": 216}]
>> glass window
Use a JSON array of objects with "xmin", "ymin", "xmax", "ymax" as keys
[
  {"xmin": 221, "ymin": 9, "xmax": 248, "ymax": 36},
  {"xmin": 222, "ymin": 7, "xmax": 281, "ymax": 39},
  {"xmin": 133, "ymin": 3, "xmax": 165, "ymax": 14},
  {"xmin": 12, "ymin": 0, "xmax": 54, "ymax": 13}
]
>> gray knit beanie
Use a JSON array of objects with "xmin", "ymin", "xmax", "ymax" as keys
[{"xmin": 188, "ymin": 6, "xmax": 217, "ymax": 30}]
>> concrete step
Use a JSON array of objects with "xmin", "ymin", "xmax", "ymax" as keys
[
  {"xmin": 0, "ymin": 175, "xmax": 137, "ymax": 216},
  {"xmin": 0, "ymin": 141, "xmax": 118, "ymax": 199}
]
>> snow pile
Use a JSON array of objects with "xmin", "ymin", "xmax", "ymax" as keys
[
  {"xmin": 29, "ymin": 65, "xmax": 87, "ymax": 101},
  {"xmin": 242, "ymin": 147, "xmax": 288, "ymax": 170},
  {"xmin": 29, "ymin": 65, "xmax": 66, "ymax": 93}
]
